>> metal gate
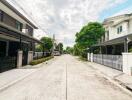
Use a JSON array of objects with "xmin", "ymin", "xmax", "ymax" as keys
[
  {"xmin": 22, "ymin": 51, "xmax": 28, "ymax": 66},
  {"xmin": 0, "ymin": 56, "xmax": 17, "ymax": 72},
  {"xmin": 93, "ymin": 54, "xmax": 123, "ymax": 71}
]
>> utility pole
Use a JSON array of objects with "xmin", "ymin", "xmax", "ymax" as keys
[{"xmin": 52, "ymin": 34, "xmax": 55, "ymax": 56}]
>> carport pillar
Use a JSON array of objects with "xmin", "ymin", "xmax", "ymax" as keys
[
  {"xmin": 90, "ymin": 53, "xmax": 93, "ymax": 62},
  {"xmin": 17, "ymin": 51, "xmax": 23, "ymax": 68},
  {"xmin": 42, "ymin": 45, "xmax": 45, "ymax": 57},
  {"xmin": 87, "ymin": 53, "xmax": 90, "ymax": 61},
  {"xmin": 122, "ymin": 53, "xmax": 132, "ymax": 75},
  {"xmin": 99, "ymin": 46, "xmax": 102, "ymax": 54},
  {"xmin": 124, "ymin": 38, "xmax": 129, "ymax": 52},
  {"xmin": 105, "ymin": 46, "xmax": 108, "ymax": 54},
  {"xmin": 27, "ymin": 51, "xmax": 33, "ymax": 64}
]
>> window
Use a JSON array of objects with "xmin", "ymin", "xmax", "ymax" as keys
[
  {"xmin": 117, "ymin": 26, "xmax": 123, "ymax": 34},
  {"xmin": 0, "ymin": 10, "xmax": 3, "ymax": 22},
  {"xmin": 16, "ymin": 21, "xmax": 22, "ymax": 31},
  {"xmin": 120, "ymin": 26, "xmax": 122, "ymax": 32}
]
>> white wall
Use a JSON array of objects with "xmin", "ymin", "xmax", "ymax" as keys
[
  {"xmin": 109, "ymin": 22, "xmax": 128, "ymax": 40},
  {"xmin": 104, "ymin": 20, "xmax": 130, "ymax": 41},
  {"xmin": 129, "ymin": 19, "xmax": 132, "ymax": 34}
]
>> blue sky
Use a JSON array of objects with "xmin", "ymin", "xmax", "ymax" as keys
[{"xmin": 99, "ymin": 0, "xmax": 132, "ymax": 21}]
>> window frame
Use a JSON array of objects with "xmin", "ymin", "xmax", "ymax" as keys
[
  {"xmin": 117, "ymin": 25, "xmax": 123, "ymax": 34},
  {"xmin": 15, "ymin": 21, "xmax": 22, "ymax": 31}
]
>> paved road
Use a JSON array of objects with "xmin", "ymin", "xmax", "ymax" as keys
[{"xmin": 0, "ymin": 55, "xmax": 132, "ymax": 100}]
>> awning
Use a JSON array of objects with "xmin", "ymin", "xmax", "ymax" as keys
[
  {"xmin": 93, "ymin": 33, "xmax": 132, "ymax": 47},
  {"xmin": 0, "ymin": 22, "xmax": 42, "ymax": 44}
]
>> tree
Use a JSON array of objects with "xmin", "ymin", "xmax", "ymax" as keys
[
  {"xmin": 35, "ymin": 44, "xmax": 42, "ymax": 52},
  {"xmin": 65, "ymin": 46, "xmax": 74, "ymax": 54},
  {"xmin": 75, "ymin": 22, "xmax": 105, "ymax": 58},
  {"xmin": 76, "ymin": 22, "xmax": 105, "ymax": 48},
  {"xmin": 56, "ymin": 43, "xmax": 63, "ymax": 54},
  {"xmin": 40, "ymin": 37, "xmax": 53, "ymax": 52},
  {"xmin": 73, "ymin": 44, "xmax": 80, "ymax": 56}
]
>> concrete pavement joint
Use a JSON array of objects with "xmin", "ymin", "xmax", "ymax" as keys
[{"xmin": 66, "ymin": 63, "xmax": 68, "ymax": 100}]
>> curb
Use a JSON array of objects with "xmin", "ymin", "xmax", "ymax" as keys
[
  {"xmin": 87, "ymin": 63, "xmax": 132, "ymax": 97},
  {"xmin": 98, "ymin": 71, "xmax": 132, "ymax": 97}
]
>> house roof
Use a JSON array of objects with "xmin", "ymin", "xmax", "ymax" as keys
[
  {"xmin": 103, "ymin": 13, "xmax": 132, "ymax": 25},
  {"xmin": 1, "ymin": 0, "xmax": 38, "ymax": 29}
]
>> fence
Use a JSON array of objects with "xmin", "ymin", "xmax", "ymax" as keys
[
  {"xmin": 0, "ymin": 56, "xmax": 17, "ymax": 72},
  {"xmin": 93, "ymin": 54, "xmax": 123, "ymax": 71},
  {"xmin": 33, "ymin": 52, "xmax": 51, "ymax": 60}
]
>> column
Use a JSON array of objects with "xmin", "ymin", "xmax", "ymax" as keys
[
  {"xmin": 27, "ymin": 51, "xmax": 33, "ymax": 64},
  {"xmin": 100, "ymin": 46, "xmax": 102, "ymax": 54},
  {"xmin": 90, "ymin": 53, "xmax": 93, "ymax": 62},
  {"xmin": 124, "ymin": 38, "xmax": 128, "ymax": 52},
  {"xmin": 122, "ymin": 53, "xmax": 132, "ymax": 75},
  {"xmin": 105, "ymin": 46, "xmax": 108, "ymax": 54},
  {"xmin": 87, "ymin": 53, "xmax": 90, "ymax": 61},
  {"xmin": 17, "ymin": 51, "xmax": 23, "ymax": 68}
]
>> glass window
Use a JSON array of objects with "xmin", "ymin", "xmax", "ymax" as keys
[
  {"xmin": 16, "ymin": 21, "xmax": 22, "ymax": 31},
  {"xmin": 120, "ymin": 26, "xmax": 122, "ymax": 32},
  {"xmin": 117, "ymin": 26, "xmax": 122, "ymax": 34}
]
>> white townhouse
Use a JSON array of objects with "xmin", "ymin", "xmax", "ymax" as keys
[
  {"xmin": 88, "ymin": 13, "xmax": 132, "ymax": 74},
  {"xmin": 93, "ymin": 13, "xmax": 132, "ymax": 55}
]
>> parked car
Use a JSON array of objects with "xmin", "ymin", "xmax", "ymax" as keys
[{"xmin": 53, "ymin": 51, "xmax": 61, "ymax": 56}]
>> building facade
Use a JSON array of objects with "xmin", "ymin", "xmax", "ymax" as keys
[
  {"xmin": 93, "ymin": 13, "xmax": 132, "ymax": 55},
  {"xmin": 0, "ymin": 0, "xmax": 41, "ymax": 72}
]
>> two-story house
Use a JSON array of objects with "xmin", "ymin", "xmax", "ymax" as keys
[
  {"xmin": 0, "ymin": 0, "xmax": 41, "ymax": 72},
  {"xmin": 93, "ymin": 13, "xmax": 132, "ymax": 55}
]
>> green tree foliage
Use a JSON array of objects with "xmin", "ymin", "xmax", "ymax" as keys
[
  {"xmin": 56, "ymin": 43, "xmax": 63, "ymax": 54},
  {"xmin": 75, "ymin": 22, "xmax": 105, "ymax": 58},
  {"xmin": 65, "ymin": 46, "xmax": 74, "ymax": 54},
  {"xmin": 76, "ymin": 22, "xmax": 105, "ymax": 48},
  {"xmin": 35, "ymin": 44, "xmax": 42, "ymax": 52},
  {"xmin": 40, "ymin": 37, "xmax": 53, "ymax": 52},
  {"xmin": 73, "ymin": 44, "xmax": 81, "ymax": 56}
]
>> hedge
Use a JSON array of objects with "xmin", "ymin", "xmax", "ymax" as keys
[{"xmin": 30, "ymin": 56, "xmax": 54, "ymax": 65}]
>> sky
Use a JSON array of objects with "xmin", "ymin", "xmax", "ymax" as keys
[{"xmin": 7, "ymin": 0, "xmax": 132, "ymax": 47}]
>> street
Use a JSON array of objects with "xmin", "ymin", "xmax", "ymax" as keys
[{"xmin": 0, "ymin": 55, "xmax": 131, "ymax": 100}]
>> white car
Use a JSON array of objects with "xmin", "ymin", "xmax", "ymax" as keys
[{"xmin": 53, "ymin": 51, "xmax": 61, "ymax": 56}]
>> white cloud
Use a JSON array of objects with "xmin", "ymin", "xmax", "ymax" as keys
[{"xmin": 7, "ymin": 0, "xmax": 127, "ymax": 47}]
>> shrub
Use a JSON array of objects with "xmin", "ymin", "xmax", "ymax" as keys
[{"xmin": 30, "ymin": 56, "xmax": 54, "ymax": 65}]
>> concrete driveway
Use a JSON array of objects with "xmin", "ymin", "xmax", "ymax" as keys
[{"xmin": 0, "ymin": 55, "xmax": 131, "ymax": 100}]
